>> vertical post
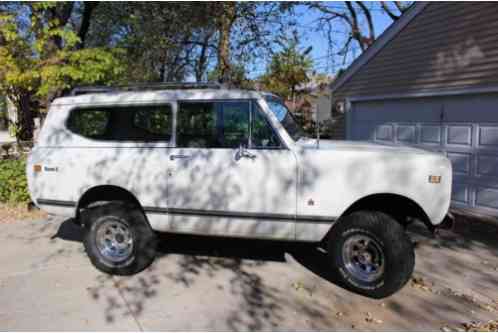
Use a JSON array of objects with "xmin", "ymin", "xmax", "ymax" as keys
[
  {"xmin": 315, "ymin": 102, "xmax": 320, "ymax": 148},
  {"xmin": 345, "ymin": 98, "xmax": 352, "ymax": 140}
]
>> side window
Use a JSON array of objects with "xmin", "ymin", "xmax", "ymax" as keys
[
  {"xmin": 220, "ymin": 102, "xmax": 250, "ymax": 148},
  {"xmin": 67, "ymin": 109, "xmax": 110, "ymax": 139},
  {"xmin": 133, "ymin": 106, "xmax": 172, "ymax": 139},
  {"xmin": 251, "ymin": 106, "xmax": 281, "ymax": 148},
  {"xmin": 67, "ymin": 105, "xmax": 172, "ymax": 141},
  {"xmin": 177, "ymin": 102, "xmax": 217, "ymax": 148}
]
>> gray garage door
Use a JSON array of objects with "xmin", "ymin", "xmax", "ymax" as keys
[{"xmin": 349, "ymin": 93, "xmax": 498, "ymax": 216}]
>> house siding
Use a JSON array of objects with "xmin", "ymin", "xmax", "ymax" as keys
[
  {"xmin": 333, "ymin": 3, "xmax": 498, "ymax": 100},
  {"xmin": 329, "ymin": 113, "xmax": 346, "ymax": 140}
]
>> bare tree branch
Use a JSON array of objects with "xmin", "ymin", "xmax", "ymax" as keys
[
  {"xmin": 380, "ymin": 1, "xmax": 401, "ymax": 20},
  {"xmin": 356, "ymin": 1, "xmax": 375, "ymax": 45},
  {"xmin": 394, "ymin": 1, "xmax": 410, "ymax": 13}
]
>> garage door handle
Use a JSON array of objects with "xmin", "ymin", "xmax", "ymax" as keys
[{"xmin": 170, "ymin": 154, "xmax": 191, "ymax": 161}]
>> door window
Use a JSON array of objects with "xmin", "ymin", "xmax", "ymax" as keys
[
  {"xmin": 177, "ymin": 102, "xmax": 218, "ymax": 148},
  {"xmin": 251, "ymin": 105, "xmax": 281, "ymax": 148},
  {"xmin": 220, "ymin": 102, "xmax": 250, "ymax": 148}
]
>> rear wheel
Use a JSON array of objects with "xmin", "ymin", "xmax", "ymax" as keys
[
  {"xmin": 327, "ymin": 211, "xmax": 414, "ymax": 298},
  {"xmin": 82, "ymin": 202, "xmax": 157, "ymax": 275}
]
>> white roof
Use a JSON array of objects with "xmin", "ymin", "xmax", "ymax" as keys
[{"xmin": 52, "ymin": 89, "xmax": 265, "ymax": 106}]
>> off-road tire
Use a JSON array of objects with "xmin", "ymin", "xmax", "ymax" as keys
[
  {"xmin": 82, "ymin": 202, "xmax": 157, "ymax": 275},
  {"xmin": 327, "ymin": 210, "xmax": 414, "ymax": 298}
]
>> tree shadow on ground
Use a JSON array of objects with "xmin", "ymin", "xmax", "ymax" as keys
[
  {"xmin": 51, "ymin": 218, "xmax": 346, "ymax": 329},
  {"xmin": 50, "ymin": 212, "xmax": 498, "ymax": 329}
]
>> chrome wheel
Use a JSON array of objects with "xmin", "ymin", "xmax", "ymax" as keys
[
  {"xmin": 95, "ymin": 218, "xmax": 134, "ymax": 263},
  {"xmin": 342, "ymin": 234, "xmax": 385, "ymax": 282}
]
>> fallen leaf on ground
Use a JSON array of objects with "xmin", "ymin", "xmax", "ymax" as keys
[
  {"xmin": 291, "ymin": 281, "xmax": 314, "ymax": 297},
  {"xmin": 410, "ymin": 276, "xmax": 433, "ymax": 292},
  {"xmin": 461, "ymin": 320, "xmax": 498, "ymax": 332},
  {"xmin": 365, "ymin": 312, "xmax": 383, "ymax": 324}
]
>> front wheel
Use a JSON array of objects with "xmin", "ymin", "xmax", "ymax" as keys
[{"xmin": 327, "ymin": 211, "xmax": 414, "ymax": 298}]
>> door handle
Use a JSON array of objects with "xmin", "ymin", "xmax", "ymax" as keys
[
  {"xmin": 235, "ymin": 145, "xmax": 256, "ymax": 161},
  {"xmin": 170, "ymin": 154, "xmax": 191, "ymax": 161}
]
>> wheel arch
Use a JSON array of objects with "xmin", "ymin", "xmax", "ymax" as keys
[
  {"xmin": 340, "ymin": 193, "xmax": 432, "ymax": 227},
  {"xmin": 75, "ymin": 185, "xmax": 144, "ymax": 224}
]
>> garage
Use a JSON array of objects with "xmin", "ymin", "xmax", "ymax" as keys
[
  {"xmin": 348, "ymin": 94, "xmax": 498, "ymax": 214},
  {"xmin": 330, "ymin": 3, "xmax": 498, "ymax": 216}
]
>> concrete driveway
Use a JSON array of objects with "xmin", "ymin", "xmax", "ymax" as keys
[{"xmin": 0, "ymin": 213, "xmax": 497, "ymax": 331}]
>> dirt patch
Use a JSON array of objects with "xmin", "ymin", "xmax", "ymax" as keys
[{"xmin": 0, "ymin": 203, "xmax": 47, "ymax": 224}]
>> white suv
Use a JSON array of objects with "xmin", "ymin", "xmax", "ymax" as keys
[{"xmin": 27, "ymin": 83, "xmax": 453, "ymax": 298}]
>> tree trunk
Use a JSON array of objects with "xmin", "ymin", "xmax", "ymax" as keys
[
  {"xmin": 195, "ymin": 32, "xmax": 213, "ymax": 82},
  {"xmin": 16, "ymin": 92, "xmax": 34, "ymax": 142},
  {"xmin": 76, "ymin": 2, "xmax": 98, "ymax": 49},
  {"xmin": 217, "ymin": 3, "xmax": 236, "ymax": 84}
]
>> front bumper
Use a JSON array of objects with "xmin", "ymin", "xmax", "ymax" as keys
[{"xmin": 438, "ymin": 212, "xmax": 455, "ymax": 230}]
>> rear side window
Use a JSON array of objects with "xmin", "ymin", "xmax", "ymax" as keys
[
  {"xmin": 67, "ymin": 105, "xmax": 172, "ymax": 142},
  {"xmin": 134, "ymin": 107, "xmax": 171, "ymax": 136},
  {"xmin": 67, "ymin": 109, "xmax": 110, "ymax": 139}
]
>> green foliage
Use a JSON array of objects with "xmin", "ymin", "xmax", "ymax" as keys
[
  {"xmin": 207, "ymin": 63, "xmax": 254, "ymax": 89},
  {"xmin": 0, "ymin": 157, "xmax": 30, "ymax": 204},
  {"xmin": 260, "ymin": 34, "xmax": 313, "ymax": 99},
  {"xmin": 0, "ymin": 4, "xmax": 125, "ymax": 99}
]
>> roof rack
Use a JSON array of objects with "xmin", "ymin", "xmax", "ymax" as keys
[{"xmin": 70, "ymin": 82, "xmax": 224, "ymax": 96}]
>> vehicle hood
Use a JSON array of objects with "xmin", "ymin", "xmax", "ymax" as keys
[{"xmin": 296, "ymin": 138, "xmax": 436, "ymax": 155}]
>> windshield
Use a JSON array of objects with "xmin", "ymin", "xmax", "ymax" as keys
[{"xmin": 264, "ymin": 96, "xmax": 304, "ymax": 142}]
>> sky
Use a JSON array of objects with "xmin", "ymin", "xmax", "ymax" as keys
[{"xmin": 248, "ymin": 3, "xmax": 396, "ymax": 79}]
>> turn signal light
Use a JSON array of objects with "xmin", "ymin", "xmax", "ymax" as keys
[
  {"xmin": 34, "ymin": 164, "xmax": 42, "ymax": 173},
  {"xmin": 428, "ymin": 175, "xmax": 441, "ymax": 184}
]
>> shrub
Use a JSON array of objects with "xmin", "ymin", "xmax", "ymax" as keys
[{"xmin": 0, "ymin": 157, "xmax": 30, "ymax": 204}]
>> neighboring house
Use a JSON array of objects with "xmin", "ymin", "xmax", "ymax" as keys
[
  {"xmin": 0, "ymin": 96, "xmax": 42, "ymax": 143},
  {"xmin": 330, "ymin": 2, "xmax": 498, "ymax": 216},
  {"xmin": 0, "ymin": 96, "xmax": 16, "ymax": 143},
  {"xmin": 287, "ymin": 75, "xmax": 333, "ymax": 135}
]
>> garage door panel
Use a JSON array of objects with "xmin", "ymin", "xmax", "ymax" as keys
[
  {"xmin": 447, "ymin": 124, "xmax": 473, "ymax": 146},
  {"xmin": 451, "ymin": 183, "xmax": 470, "ymax": 205},
  {"xmin": 475, "ymin": 187, "xmax": 498, "ymax": 210},
  {"xmin": 478, "ymin": 125, "xmax": 498, "ymax": 148},
  {"xmin": 476, "ymin": 154, "xmax": 498, "ymax": 178},
  {"xmin": 420, "ymin": 124, "xmax": 442, "ymax": 145},
  {"xmin": 375, "ymin": 124, "xmax": 394, "ymax": 142},
  {"xmin": 396, "ymin": 125, "xmax": 416, "ymax": 143},
  {"xmin": 350, "ymin": 94, "xmax": 498, "ymax": 216},
  {"xmin": 447, "ymin": 152, "xmax": 472, "ymax": 175}
]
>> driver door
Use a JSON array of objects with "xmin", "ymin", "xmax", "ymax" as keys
[{"xmin": 167, "ymin": 100, "xmax": 297, "ymax": 239}]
